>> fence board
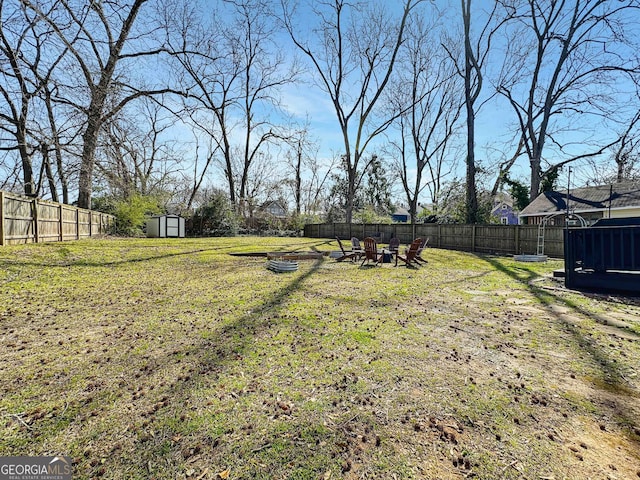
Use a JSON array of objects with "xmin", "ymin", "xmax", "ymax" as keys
[
  {"xmin": 0, "ymin": 191, "xmax": 114, "ymax": 246},
  {"xmin": 37, "ymin": 202, "xmax": 62, "ymax": 242},
  {"xmin": 62, "ymin": 205, "xmax": 78, "ymax": 240},
  {"xmin": 304, "ymin": 222, "xmax": 567, "ymax": 258}
]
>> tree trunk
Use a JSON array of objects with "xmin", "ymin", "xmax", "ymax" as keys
[
  {"xmin": 345, "ymin": 153, "xmax": 357, "ymax": 224},
  {"xmin": 222, "ymin": 133, "xmax": 235, "ymax": 207},
  {"xmin": 617, "ymin": 159, "xmax": 625, "ymax": 183},
  {"xmin": 41, "ymin": 143, "xmax": 59, "ymax": 202},
  {"xmin": 45, "ymin": 93, "xmax": 68, "ymax": 204},
  {"xmin": 408, "ymin": 196, "xmax": 417, "ymax": 226},
  {"xmin": 464, "ymin": 109, "xmax": 478, "ymax": 224},
  {"xmin": 463, "ymin": 0, "xmax": 478, "ymax": 224},
  {"xmin": 529, "ymin": 154, "xmax": 541, "ymax": 199},
  {"xmin": 17, "ymin": 101, "xmax": 34, "ymax": 196},
  {"xmin": 295, "ymin": 146, "xmax": 302, "ymax": 216},
  {"xmin": 77, "ymin": 109, "xmax": 103, "ymax": 209},
  {"xmin": 74, "ymin": 0, "xmax": 148, "ymax": 209},
  {"xmin": 19, "ymin": 142, "xmax": 34, "ymax": 197}
]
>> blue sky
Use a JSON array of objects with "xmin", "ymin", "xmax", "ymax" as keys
[
  {"xmin": 278, "ymin": 0, "xmax": 640, "ymax": 197},
  {"xmin": 155, "ymin": 0, "xmax": 639, "ymax": 208},
  {"xmin": 273, "ymin": 0, "xmax": 511, "ymax": 196}
]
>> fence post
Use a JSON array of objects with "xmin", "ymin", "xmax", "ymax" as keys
[
  {"xmin": 76, "ymin": 209, "xmax": 80, "ymax": 240},
  {"xmin": 32, "ymin": 198, "xmax": 39, "ymax": 243},
  {"xmin": 514, "ymin": 226, "xmax": 520, "ymax": 255},
  {"xmin": 59, "ymin": 204, "xmax": 64, "ymax": 241},
  {"xmin": 471, "ymin": 225, "xmax": 476, "ymax": 252},
  {"xmin": 0, "ymin": 191, "xmax": 4, "ymax": 246}
]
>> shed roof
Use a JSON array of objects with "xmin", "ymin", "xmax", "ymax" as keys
[{"xmin": 519, "ymin": 182, "xmax": 640, "ymax": 217}]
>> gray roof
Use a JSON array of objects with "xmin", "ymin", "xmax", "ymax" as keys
[
  {"xmin": 519, "ymin": 182, "xmax": 640, "ymax": 217},
  {"xmin": 393, "ymin": 207, "xmax": 410, "ymax": 216}
]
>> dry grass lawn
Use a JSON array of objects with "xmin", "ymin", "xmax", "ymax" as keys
[{"xmin": 1, "ymin": 237, "xmax": 639, "ymax": 479}]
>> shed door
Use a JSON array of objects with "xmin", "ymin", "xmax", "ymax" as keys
[{"xmin": 165, "ymin": 217, "xmax": 180, "ymax": 237}]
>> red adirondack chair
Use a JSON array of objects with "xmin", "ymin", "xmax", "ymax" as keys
[
  {"xmin": 335, "ymin": 236, "xmax": 360, "ymax": 262},
  {"xmin": 415, "ymin": 237, "xmax": 429, "ymax": 264},
  {"xmin": 395, "ymin": 238, "xmax": 423, "ymax": 268},
  {"xmin": 360, "ymin": 237, "xmax": 383, "ymax": 266}
]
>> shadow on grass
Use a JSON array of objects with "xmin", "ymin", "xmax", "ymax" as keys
[
  {"xmin": 0, "ymin": 237, "xmax": 334, "ymax": 269},
  {"xmin": 0, "ymin": 245, "xmax": 227, "ymax": 269},
  {"xmin": 121, "ymin": 256, "xmax": 332, "ymax": 476},
  {"xmin": 477, "ymin": 254, "xmax": 640, "ymax": 436}
]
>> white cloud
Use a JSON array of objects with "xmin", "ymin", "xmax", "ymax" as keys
[{"xmin": 280, "ymin": 83, "xmax": 335, "ymax": 123}]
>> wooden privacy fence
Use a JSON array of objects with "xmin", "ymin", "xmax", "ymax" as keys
[
  {"xmin": 0, "ymin": 191, "xmax": 114, "ymax": 246},
  {"xmin": 304, "ymin": 222, "xmax": 566, "ymax": 258}
]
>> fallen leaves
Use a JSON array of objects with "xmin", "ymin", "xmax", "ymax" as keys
[{"xmin": 216, "ymin": 469, "xmax": 230, "ymax": 479}]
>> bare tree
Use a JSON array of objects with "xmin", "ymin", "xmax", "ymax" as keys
[
  {"xmin": 497, "ymin": 0, "xmax": 640, "ymax": 200},
  {"xmin": 613, "ymin": 110, "xmax": 640, "ymax": 182},
  {"xmin": 443, "ymin": 0, "xmax": 509, "ymax": 223},
  {"xmin": 0, "ymin": 0, "xmax": 35, "ymax": 196},
  {"xmin": 182, "ymin": 135, "xmax": 219, "ymax": 211},
  {"xmin": 0, "ymin": 149, "xmax": 22, "ymax": 191},
  {"xmin": 233, "ymin": 148, "xmax": 280, "ymax": 220},
  {"xmin": 164, "ymin": 0, "xmax": 298, "ymax": 216},
  {"xmin": 489, "ymin": 137, "xmax": 525, "ymax": 197},
  {"xmin": 160, "ymin": 0, "xmax": 239, "ymax": 206},
  {"xmin": 301, "ymin": 156, "xmax": 336, "ymax": 218},
  {"xmin": 22, "ymin": 0, "xmax": 180, "ymax": 209},
  {"xmin": 230, "ymin": 0, "xmax": 299, "ymax": 217},
  {"xmin": 0, "ymin": 0, "xmax": 62, "ymax": 197},
  {"xmin": 95, "ymin": 100, "xmax": 181, "ymax": 200},
  {"xmin": 282, "ymin": 125, "xmax": 312, "ymax": 216},
  {"xmin": 582, "ymin": 108, "xmax": 640, "ymax": 185},
  {"xmin": 460, "ymin": 0, "xmax": 480, "ymax": 223},
  {"xmin": 38, "ymin": 77, "xmax": 76, "ymax": 203},
  {"xmin": 282, "ymin": 0, "xmax": 424, "ymax": 224},
  {"xmin": 387, "ymin": 11, "xmax": 463, "ymax": 226}
]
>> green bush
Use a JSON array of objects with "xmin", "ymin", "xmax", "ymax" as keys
[
  {"xmin": 353, "ymin": 206, "xmax": 392, "ymax": 224},
  {"xmin": 94, "ymin": 194, "xmax": 162, "ymax": 236},
  {"xmin": 189, "ymin": 190, "xmax": 238, "ymax": 236}
]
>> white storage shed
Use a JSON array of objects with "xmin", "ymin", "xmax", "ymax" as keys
[{"xmin": 146, "ymin": 214, "xmax": 185, "ymax": 238}]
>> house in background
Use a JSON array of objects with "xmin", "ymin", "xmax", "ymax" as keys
[
  {"xmin": 491, "ymin": 194, "xmax": 519, "ymax": 225},
  {"xmin": 519, "ymin": 182, "xmax": 640, "ymax": 226},
  {"xmin": 391, "ymin": 206, "xmax": 410, "ymax": 223},
  {"xmin": 260, "ymin": 200, "xmax": 287, "ymax": 219}
]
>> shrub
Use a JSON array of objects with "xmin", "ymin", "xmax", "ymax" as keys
[
  {"xmin": 189, "ymin": 190, "xmax": 239, "ymax": 236},
  {"xmin": 116, "ymin": 195, "xmax": 163, "ymax": 236},
  {"xmin": 353, "ymin": 206, "xmax": 392, "ymax": 224},
  {"xmin": 93, "ymin": 194, "xmax": 162, "ymax": 236}
]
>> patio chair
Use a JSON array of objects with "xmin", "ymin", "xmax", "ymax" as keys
[
  {"xmin": 335, "ymin": 236, "xmax": 360, "ymax": 262},
  {"xmin": 415, "ymin": 237, "xmax": 429, "ymax": 264},
  {"xmin": 395, "ymin": 237, "xmax": 423, "ymax": 268},
  {"xmin": 351, "ymin": 237, "xmax": 365, "ymax": 256},
  {"xmin": 388, "ymin": 237, "xmax": 400, "ymax": 255},
  {"xmin": 360, "ymin": 237, "xmax": 384, "ymax": 267},
  {"xmin": 387, "ymin": 237, "xmax": 400, "ymax": 263}
]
